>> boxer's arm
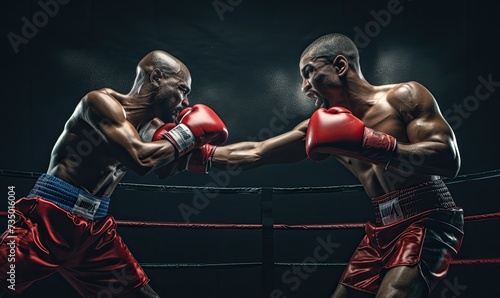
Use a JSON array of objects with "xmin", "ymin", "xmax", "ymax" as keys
[
  {"xmin": 82, "ymin": 90, "xmax": 176, "ymax": 175},
  {"xmin": 153, "ymin": 156, "xmax": 189, "ymax": 179},
  {"xmin": 387, "ymin": 82, "xmax": 460, "ymax": 177},
  {"xmin": 137, "ymin": 117, "xmax": 189, "ymax": 179},
  {"xmin": 212, "ymin": 119, "xmax": 309, "ymax": 170}
]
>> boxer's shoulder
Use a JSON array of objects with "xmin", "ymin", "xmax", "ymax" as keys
[{"xmin": 80, "ymin": 89, "xmax": 126, "ymax": 121}]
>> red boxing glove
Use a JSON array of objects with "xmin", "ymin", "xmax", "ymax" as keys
[
  {"xmin": 152, "ymin": 125, "xmax": 216, "ymax": 174},
  {"xmin": 185, "ymin": 144, "xmax": 217, "ymax": 174},
  {"xmin": 176, "ymin": 105, "xmax": 228, "ymax": 146},
  {"xmin": 306, "ymin": 107, "xmax": 397, "ymax": 168},
  {"xmin": 152, "ymin": 123, "xmax": 176, "ymax": 142},
  {"xmin": 156, "ymin": 104, "xmax": 228, "ymax": 157}
]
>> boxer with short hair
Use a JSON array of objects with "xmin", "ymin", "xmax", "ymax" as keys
[
  {"xmin": 185, "ymin": 33, "xmax": 464, "ymax": 298},
  {"xmin": 0, "ymin": 50, "xmax": 228, "ymax": 298}
]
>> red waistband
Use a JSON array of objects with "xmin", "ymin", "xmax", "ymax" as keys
[{"xmin": 371, "ymin": 179, "xmax": 457, "ymax": 226}]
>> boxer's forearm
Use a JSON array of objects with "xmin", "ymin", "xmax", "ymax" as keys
[
  {"xmin": 212, "ymin": 129, "xmax": 308, "ymax": 170},
  {"xmin": 154, "ymin": 155, "xmax": 188, "ymax": 179},
  {"xmin": 212, "ymin": 142, "xmax": 263, "ymax": 169},
  {"xmin": 386, "ymin": 140, "xmax": 460, "ymax": 178}
]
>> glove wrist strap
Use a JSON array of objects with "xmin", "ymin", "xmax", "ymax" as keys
[
  {"xmin": 164, "ymin": 124, "xmax": 196, "ymax": 157},
  {"xmin": 361, "ymin": 127, "xmax": 397, "ymax": 168}
]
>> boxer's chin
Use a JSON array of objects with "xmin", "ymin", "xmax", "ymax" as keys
[
  {"xmin": 315, "ymin": 98, "xmax": 328, "ymax": 109},
  {"xmin": 165, "ymin": 108, "xmax": 181, "ymax": 123},
  {"xmin": 169, "ymin": 114, "xmax": 177, "ymax": 124},
  {"xmin": 322, "ymin": 99, "xmax": 330, "ymax": 109}
]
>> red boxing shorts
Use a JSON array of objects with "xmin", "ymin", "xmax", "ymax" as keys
[
  {"xmin": 0, "ymin": 174, "xmax": 149, "ymax": 297},
  {"xmin": 339, "ymin": 179, "xmax": 464, "ymax": 294}
]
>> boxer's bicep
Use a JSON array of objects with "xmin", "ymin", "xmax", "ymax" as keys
[
  {"xmin": 82, "ymin": 91, "xmax": 143, "ymax": 149},
  {"xmin": 391, "ymin": 82, "xmax": 460, "ymax": 177},
  {"xmin": 81, "ymin": 92, "xmax": 175, "ymax": 174},
  {"xmin": 404, "ymin": 83, "xmax": 456, "ymax": 146}
]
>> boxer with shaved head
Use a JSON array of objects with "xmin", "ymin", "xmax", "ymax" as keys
[{"xmin": 0, "ymin": 50, "xmax": 228, "ymax": 297}]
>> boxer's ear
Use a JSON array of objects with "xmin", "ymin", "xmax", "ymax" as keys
[
  {"xmin": 150, "ymin": 68, "xmax": 163, "ymax": 87},
  {"xmin": 333, "ymin": 55, "xmax": 348, "ymax": 77}
]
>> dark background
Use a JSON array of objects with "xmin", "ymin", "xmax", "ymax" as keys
[{"xmin": 1, "ymin": 0, "xmax": 500, "ymax": 297}]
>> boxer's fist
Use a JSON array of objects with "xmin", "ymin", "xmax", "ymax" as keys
[
  {"xmin": 152, "ymin": 123, "xmax": 176, "ymax": 142},
  {"xmin": 157, "ymin": 104, "xmax": 228, "ymax": 157},
  {"xmin": 306, "ymin": 107, "xmax": 396, "ymax": 167},
  {"xmin": 177, "ymin": 105, "xmax": 228, "ymax": 146},
  {"xmin": 185, "ymin": 144, "xmax": 217, "ymax": 174}
]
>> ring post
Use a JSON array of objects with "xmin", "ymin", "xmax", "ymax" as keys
[{"xmin": 261, "ymin": 187, "xmax": 274, "ymax": 297}]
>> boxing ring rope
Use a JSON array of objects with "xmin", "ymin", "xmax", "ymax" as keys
[
  {"xmin": 1, "ymin": 211, "xmax": 498, "ymax": 230},
  {"xmin": 2, "ymin": 168, "xmax": 500, "ymax": 295},
  {"xmin": 2, "ymin": 168, "xmax": 500, "ymax": 193}
]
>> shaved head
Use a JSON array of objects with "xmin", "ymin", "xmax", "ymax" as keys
[
  {"xmin": 301, "ymin": 33, "xmax": 361, "ymax": 74},
  {"xmin": 137, "ymin": 50, "xmax": 184, "ymax": 77},
  {"xmin": 131, "ymin": 50, "xmax": 191, "ymax": 93}
]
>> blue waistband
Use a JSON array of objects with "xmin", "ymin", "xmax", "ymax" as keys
[{"xmin": 28, "ymin": 174, "xmax": 110, "ymax": 220}]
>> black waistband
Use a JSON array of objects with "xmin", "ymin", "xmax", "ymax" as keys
[{"xmin": 372, "ymin": 180, "xmax": 457, "ymax": 226}]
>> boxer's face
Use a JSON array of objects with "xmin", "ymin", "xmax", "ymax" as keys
[
  {"xmin": 155, "ymin": 67, "xmax": 191, "ymax": 122},
  {"xmin": 300, "ymin": 53, "xmax": 341, "ymax": 109}
]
